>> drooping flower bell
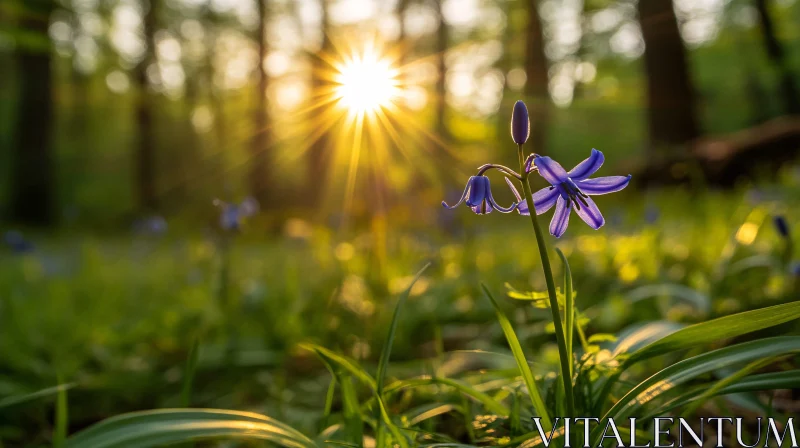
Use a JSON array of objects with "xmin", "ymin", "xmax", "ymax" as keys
[
  {"xmin": 522, "ymin": 149, "xmax": 631, "ymax": 237},
  {"xmin": 511, "ymin": 100, "xmax": 530, "ymax": 145},
  {"xmin": 442, "ymin": 175, "xmax": 517, "ymax": 215}
]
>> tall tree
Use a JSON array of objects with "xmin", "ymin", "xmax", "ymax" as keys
[
  {"xmin": 637, "ymin": 0, "xmax": 699, "ymax": 149},
  {"xmin": 754, "ymin": 0, "xmax": 799, "ymax": 115},
  {"xmin": 307, "ymin": 0, "xmax": 333, "ymax": 205},
  {"xmin": 524, "ymin": 0, "xmax": 549, "ymax": 153},
  {"xmin": 434, "ymin": 0, "xmax": 448, "ymax": 142},
  {"xmin": 134, "ymin": 0, "xmax": 158, "ymax": 212},
  {"xmin": 11, "ymin": 0, "xmax": 56, "ymax": 225},
  {"xmin": 250, "ymin": 0, "xmax": 273, "ymax": 205}
]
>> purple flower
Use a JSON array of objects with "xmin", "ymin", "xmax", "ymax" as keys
[
  {"xmin": 512, "ymin": 149, "xmax": 631, "ymax": 237},
  {"xmin": 442, "ymin": 175, "xmax": 517, "ymax": 215},
  {"xmin": 511, "ymin": 100, "xmax": 530, "ymax": 145},
  {"xmin": 215, "ymin": 197, "xmax": 260, "ymax": 231},
  {"xmin": 3, "ymin": 230, "xmax": 34, "ymax": 254}
]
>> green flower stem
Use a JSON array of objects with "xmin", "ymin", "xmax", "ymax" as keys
[{"xmin": 517, "ymin": 144, "xmax": 575, "ymax": 420}]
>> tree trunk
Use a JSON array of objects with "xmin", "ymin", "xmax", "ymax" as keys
[
  {"xmin": 11, "ymin": 0, "xmax": 56, "ymax": 225},
  {"xmin": 637, "ymin": 0, "xmax": 700, "ymax": 149},
  {"xmin": 250, "ymin": 0, "xmax": 272, "ymax": 206},
  {"xmin": 524, "ymin": 0, "xmax": 549, "ymax": 153},
  {"xmin": 306, "ymin": 0, "xmax": 333, "ymax": 205},
  {"xmin": 754, "ymin": 0, "xmax": 800, "ymax": 115},
  {"xmin": 134, "ymin": 0, "xmax": 158, "ymax": 212},
  {"xmin": 434, "ymin": 0, "xmax": 448, "ymax": 142}
]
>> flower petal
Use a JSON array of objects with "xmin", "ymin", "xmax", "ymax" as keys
[
  {"xmin": 486, "ymin": 189, "xmax": 518, "ymax": 213},
  {"xmin": 504, "ymin": 178, "xmax": 557, "ymax": 216},
  {"xmin": 531, "ymin": 186, "xmax": 558, "ymax": 215},
  {"xmin": 534, "ymin": 156, "xmax": 569, "ymax": 185},
  {"xmin": 576, "ymin": 175, "xmax": 631, "ymax": 195},
  {"xmin": 568, "ymin": 148, "xmax": 604, "ymax": 181},
  {"xmin": 549, "ymin": 196, "xmax": 571, "ymax": 238},
  {"xmin": 442, "ymin": 179, "xmax": 472, "ymax": 209},
  {"xmin": 466, "ymin": 176, "xmax": 488, "ymax": 207},
  {"xmin": 471, "ymin": 203, "xmax": 492, "ymax": 214},
  {"xmin": 574, "ymin": 195, "xmax": 605, "ymax": 230}
]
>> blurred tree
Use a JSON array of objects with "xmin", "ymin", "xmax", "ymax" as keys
[
  {"xmin": 307, "ymin": 0, "xmax": 333, "ymax": 205},
  {"xmin": 250, "ymin": 0, "xmax": 273, "ymax": 206},
  {"xmin": 434, "ymin": 0, "xmax": 448, "ymax": 142},
  {"xmin": 525, "ymin": 0, "xmax": 549, "ymax": 153},
  {"xmin": 10, "ymin": 0, "xmax": 56, "ymax": 225},
  {"xmin": 754, "ymin": 0, "xmax": 800, "ymax": 115},
  {"xmin": 134, "ymin": 0, "xmax": 158, "ymax": 212},
  {"xmin": 637, "ymin": 0, "xmax": 700, "ymax": 149}
]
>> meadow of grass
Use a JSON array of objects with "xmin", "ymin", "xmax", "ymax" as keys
[{"xmin": 1, "ymin": 172, "xmax": 800, "ymax": 446}]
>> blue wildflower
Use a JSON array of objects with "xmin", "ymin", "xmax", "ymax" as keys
[
  {"xmin": 521, "ymin": 149, "xmax": 631, "ymax": 237},
  {"xmin": 215, "ymin": 197, "xmax": 260, "ymax": 231},
  {"xmin": 791, "ymin": 262, "xmax": 800, "ymax": 277},
  {"xmin": 3, "ymin": 230, "xmax": 34, "ymax": 254},
  {"xmin": 442, "ymin": 175, "xmax": 517, "ymax": 215},
  {"xmin": 773, "ymin": 215, "xmax": 790, "ymax": 239}
]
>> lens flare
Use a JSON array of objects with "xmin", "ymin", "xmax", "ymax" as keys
[{"xmin": 334, "ymin": 49, "xmax": 399, "ymax": 114}]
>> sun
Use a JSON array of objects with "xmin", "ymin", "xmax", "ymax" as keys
[{"xmin": 334, "ymin": 48, "xmax": 399, "ymax": 115}]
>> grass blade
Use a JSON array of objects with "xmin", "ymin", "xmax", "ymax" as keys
[
  {"xmin": 642, "ymin": 370, "xmax": 800, "ymax": 418},
  {"xmin": 592, "ymin": 337, "xmax": 800, "ymax": 445},
  {"xmin": 53, "ymin": 377, "xmax": 68, "ymax": 448},
  {"xmin": 383, "ymin": 377, "xmax": 510, "ymax": 416},
  {"xmin": 65, "ymin": 409, "xmax": 317, "ymax": 448},
  {"xmin": 481, "ymin": 284, "xmax": 551, "ymax": 429},
  {"xmin": 554, "ymin": 248, "xmax": 574, "ymax": 373},
  {"xmin": 180, "ymin": 339, "xmax": 200, "ymax": 408},
  {"xmin": 0, "ymin": 383, "xmax": 75, "ymax": 410},
  {"xmin": 627, "ymin": 301, "xmax": 800, "ymax": 364},
  {"xmin": 377, "ymin": 262, "xmax": 430, "ymax": 394}
]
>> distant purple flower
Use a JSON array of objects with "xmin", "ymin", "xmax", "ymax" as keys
[
  {"xmin": 133, "ymin": 215, "xmax": 168, "ymax": 235},
  {"xmin": 442, "ymin": 175, "xmax": 517, "ymax": 215},
  {"xmin": 645, "ymin": 205, "xmax": 660, "ymax": 224},
  {"xmin": 791, "ymin": 262, "xmax": 800, "ymax": 277},
  {"xmin": 517, "ymin": 149, "xmax": 631, "ymax": 237},
  {"xmin": 773, "ymin": 215, "xmax": 790, "ymax": 239},
  {"xmin": 511, "ymin": 100, "xmax": 530, "ymax": 145},
  {"xmin": 3, "ymin": 230, "xmax": 34, "ymax": 254},
  {"xmin": 215, "ymin": 197, "xmax": 259, "ymax": 231}
]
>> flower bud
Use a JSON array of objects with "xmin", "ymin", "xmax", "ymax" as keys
[{"xmin": 511, "ymin": 100, "xmax": 530, "ymax": 145}]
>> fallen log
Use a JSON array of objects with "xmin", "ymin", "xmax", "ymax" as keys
[{"xmin": 627, "ymin": 115, "xmax": 800, "ymax": 187}]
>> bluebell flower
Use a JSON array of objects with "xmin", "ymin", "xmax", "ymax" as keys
[
  {"xmin": 3, "ymin": 230, "xmax": 34, "ymax": 254},
  {"xmin": 773, "ymin": 215, "xmax": 790, "ymax": 239},
  {"xmin": 442, "ymin": 175, "xmax": 517, "ymax": 215},
  {"xmin": 215, "ymin": 197, "xmax": 260, "ymax": 231},
  {"xmin": 520, "ymin": 149, "xmax": 631, "ymax": 237}
]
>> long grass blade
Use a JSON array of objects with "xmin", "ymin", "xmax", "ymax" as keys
[
  {"xmin": 627, "ymin": 301, "xmax": 800, "ymax": 364},
  {"xmin": 65, "ymin": 409, "xmax": 318, "ymax": 448},
  {"xmin": 592, "ymin": 337, "xmax": 800, "ymax": 445},
  {"xmin": 180, "ymin": 339, "xmax": 200, "ymax": 408},
  {"xmin": 554, "ymin": 248, "xmax": 574, "ymax": 373},
  {"xmin": 53, "ymin": 377, "xmax": 68, "ymax": 448},
  {"xmin": 377, "ymin": 262, "xmax": 431, "ymax": 394},
  {"xmin": 481, "ymin": 284, "xmax": 551, "ymax": 429},
  {"xmin": 0, "ymin": 383, "xmax": 75, "ymax": 410}
]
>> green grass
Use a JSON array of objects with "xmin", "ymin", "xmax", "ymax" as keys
[{"xmin": 1, "ymin": 182, "xmax": 800, "ymax": 446}]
